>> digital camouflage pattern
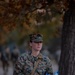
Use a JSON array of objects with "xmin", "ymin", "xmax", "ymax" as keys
[{"xmin": 13, "ymin": 51, "xmax": 53, "ymax": 75}]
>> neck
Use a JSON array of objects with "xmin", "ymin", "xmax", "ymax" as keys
[{"xmin": 31, "ymin": 50, "xmax": 40, "ymax": 57}]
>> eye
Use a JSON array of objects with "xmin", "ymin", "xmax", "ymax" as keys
[{"xmin": 34, "ymin": 41, "xmax": 42, "ymax": 43}]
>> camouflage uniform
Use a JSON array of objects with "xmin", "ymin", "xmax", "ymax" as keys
[{"xmin": 13, "ymin": 51, "xmax": 53, "ymax": 75}]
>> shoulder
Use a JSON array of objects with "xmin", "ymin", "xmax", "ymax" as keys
[
  {"xmin": 42, "ymin": 54, "xmax": 50, "ymax": 60},
  {"xmin": 42, "ymin": 55, "xmax": 52, "ymax": 63},
  {"xmin": 17, "ymin": 52, "xmax": 29, "ymax": 62},
  {"xmin": 20, "ymin": 52, "xmax": 28, "ymax": 57}
]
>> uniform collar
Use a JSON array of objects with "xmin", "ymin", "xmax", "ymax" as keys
[{"xmin": 28, "ymin": 51, "xmax": 43, "ymax": 61}]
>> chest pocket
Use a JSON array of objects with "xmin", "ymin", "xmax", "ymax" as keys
[
  {"xmin": 23, "ymin": 60, "xmax": 33, "ymax": 73},
  {"xmin": 36, "ymin": 62, "xmax": 47, "ymax": 74}
]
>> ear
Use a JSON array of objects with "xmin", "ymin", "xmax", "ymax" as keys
[{"xmin": 29, "ymin": 42, "xmax": 32, "ymax": 47}]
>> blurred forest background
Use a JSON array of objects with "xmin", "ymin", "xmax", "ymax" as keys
[
  {"xmin": 0, "ymin": 0, "xmax": 68, "ymax": 74},
  {"xmin": 0, "ymin": 0, "xmax": 64, "ymax": 53}
]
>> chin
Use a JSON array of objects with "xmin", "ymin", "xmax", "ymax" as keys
[
  {"xmin": 36, "ymin": 47, "xmax": 42, "ymax": 51},
  {"xmin": 36, "ymin": 49, "xmax": 41, "ymax": 51}
]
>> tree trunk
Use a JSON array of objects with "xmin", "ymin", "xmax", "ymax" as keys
[{"xmin": 59, "ymin": 0, "xmax": 75, "ymax": 75}]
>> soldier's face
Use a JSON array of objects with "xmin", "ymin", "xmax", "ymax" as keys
[{"xmin": 30, "ymin": 42, "xmax": 43, "ymax": 51}]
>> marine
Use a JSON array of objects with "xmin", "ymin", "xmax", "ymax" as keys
[{"xmin": 13, "ymin": 33, "xmax": 53, "ymax": 75}]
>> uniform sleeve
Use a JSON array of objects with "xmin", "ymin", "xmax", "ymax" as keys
[
  {"xmin": 46, "ymin": 57, "xmax": 53, "ymax": 75},
  {"xmin": 13, "ymin": 55, "xmax": 25, "ymax": 75}
]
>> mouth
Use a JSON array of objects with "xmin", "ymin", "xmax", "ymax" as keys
[{"xmin": 37, "ymin": 46, "xmax": 40, "ymax": 48}]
